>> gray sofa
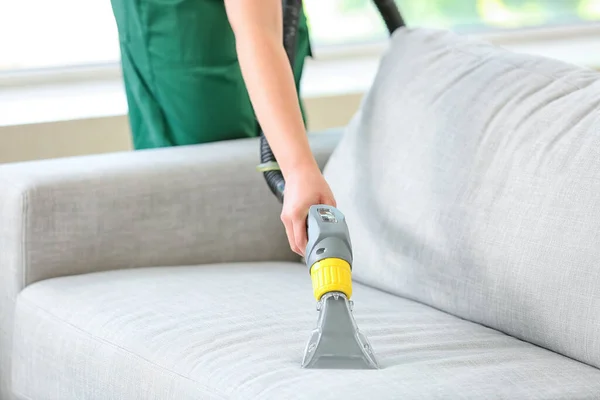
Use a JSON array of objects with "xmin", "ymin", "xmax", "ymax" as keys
[{"xmin": 2, "ymin": 27, "xmax": 600, "ymax": 399}]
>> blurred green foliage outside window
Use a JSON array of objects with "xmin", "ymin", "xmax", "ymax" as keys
[
  {"xmin": 305, "ymin": 0, "xmax": 600, "ymax": 46},
  {"xmin": 1, "ymin": 0, "xmax": 598, "ymax": 72}
]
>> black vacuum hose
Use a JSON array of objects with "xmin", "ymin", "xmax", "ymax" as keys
[
  {"xmin": 373, "ymin": 0, "xmax": 406, "ymax": 33},
  {"xmin": 259, "ymin": 0, "xmax": 406, "ymax": 204}
]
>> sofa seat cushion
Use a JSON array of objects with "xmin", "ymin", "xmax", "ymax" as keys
[{"xmin": 12, "ymin": 262, "xmax": 600, "ymax": 400}]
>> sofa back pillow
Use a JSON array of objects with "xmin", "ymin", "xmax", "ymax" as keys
[{"xmin": 323, "ymin": 27, "xmax": 600, "ymax": 368}]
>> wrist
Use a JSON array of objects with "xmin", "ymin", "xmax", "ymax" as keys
[
  {"xmin": 277, "ymin": 138, "xmax": 319, "ymax": 177},
  {"xmin": 282, "ymin": 157, "xmax": 321, "ymax": 181}
]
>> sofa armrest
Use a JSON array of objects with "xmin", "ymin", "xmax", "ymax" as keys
[{"xmin": 0, "ymin": 130, "xmax": 341, "ymax": 288}]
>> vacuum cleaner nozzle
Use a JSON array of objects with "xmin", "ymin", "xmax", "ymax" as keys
[
  {"xmin": 302, "ymin": 292, "xmax": 379, "ymax": 369},
  {"xmin": 301, "ymin": 205, "xmax": 379, "ymax": 370}
]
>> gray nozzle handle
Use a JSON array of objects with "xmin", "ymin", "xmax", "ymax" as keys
[{"xmin": 305, "ymin": 205, "xmax": 353, "ymax": 271}]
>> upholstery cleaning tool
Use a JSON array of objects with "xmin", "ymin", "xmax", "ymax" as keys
[
  {"xmin": 257, "ymin": 0, "xmax": 405, "ymax": 369},
  {"xmin": 301, "ymin": 205, "xmax": 378, "ymax": 369}
]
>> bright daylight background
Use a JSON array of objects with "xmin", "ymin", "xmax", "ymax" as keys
[{"xmin": 1, "ymin": 0, "xmax": 600, "ymax": 73}]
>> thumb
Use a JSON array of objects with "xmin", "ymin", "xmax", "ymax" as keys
[{"xmin": 322, "ymin": 194, "xmax": 337, "ymax": 208}]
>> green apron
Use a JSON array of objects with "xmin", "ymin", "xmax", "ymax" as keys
[{"xmin": 110, "ymin": 0, "xmax": 311, "ymax": 149}]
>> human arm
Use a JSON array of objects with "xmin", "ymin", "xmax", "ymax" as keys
[{"xmin": 224, "ymin": 0, "xmax": 336, "ymax": 255}]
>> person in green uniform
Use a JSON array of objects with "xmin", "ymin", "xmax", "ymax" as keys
[{"xmin": 110, "ymin": 0, "xmax": 336, "ymax": 256}]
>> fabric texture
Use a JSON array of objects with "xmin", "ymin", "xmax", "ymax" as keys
[
  {"xmin": 0, "ymin": 131, "xmax": 340, "ymax": 400},
  {"xmin": 323, "ymin": 27, "xmax": 600, "ymax": 370},
  {"xmin": 0, "ymin": 182, "xmax": 26, "ymax": 400},
  {"xmin": 110, "ymin": 0, "xmax": 312, "ymax": 149},
  {"xmin": 12, "ymin": 262, "xmax": 600, "ymax": 400}
]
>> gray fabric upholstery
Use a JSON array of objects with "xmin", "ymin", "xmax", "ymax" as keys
[
  {"xmin": 0, "ymin": 182, "xmax": 27, "ymax": 400},
  {"xmin": 323, "ymin": 27, "xmax": 600, "ymax": 371},
  {"xmin": 12, "ymin": 263, "xmax": 600, "ymax": 400},
  {"xmin": 4, "ymin": 24, "xmax": 600, "ymax": 399},
  {"xmin": 0, "ymin": 131, "xmax": 340, "ymax": 400}
]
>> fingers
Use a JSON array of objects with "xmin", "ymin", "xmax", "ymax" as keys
[
  {"xmin": 292, "ymin": 215, "xmax": 308, "ymax": 256},
  {"xmin": 281, "ymin": 214, "xmax": 299, "ymax": 255},
  {"xmin": 281, "ymin": 207, "xmax": 308, "ymax": 256}
]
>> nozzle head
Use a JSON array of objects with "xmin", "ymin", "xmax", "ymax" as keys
[{"xmin": 301, "ymin": 292, "xmax": 379, "ymax": 370}]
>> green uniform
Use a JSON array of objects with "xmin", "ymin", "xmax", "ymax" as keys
[{"xmin": 110, "ymin": 0, "xmax": 311, "ymax": 149}]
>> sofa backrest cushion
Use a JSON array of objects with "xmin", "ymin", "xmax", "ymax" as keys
[{"xmin": 323, "ymin": 27, "xmax": 600, "ymax": 368}]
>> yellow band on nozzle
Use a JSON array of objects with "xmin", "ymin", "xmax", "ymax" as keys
[{"xmin": 310, "ymin": 257, "xmax": 352, "ymax": 301}]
